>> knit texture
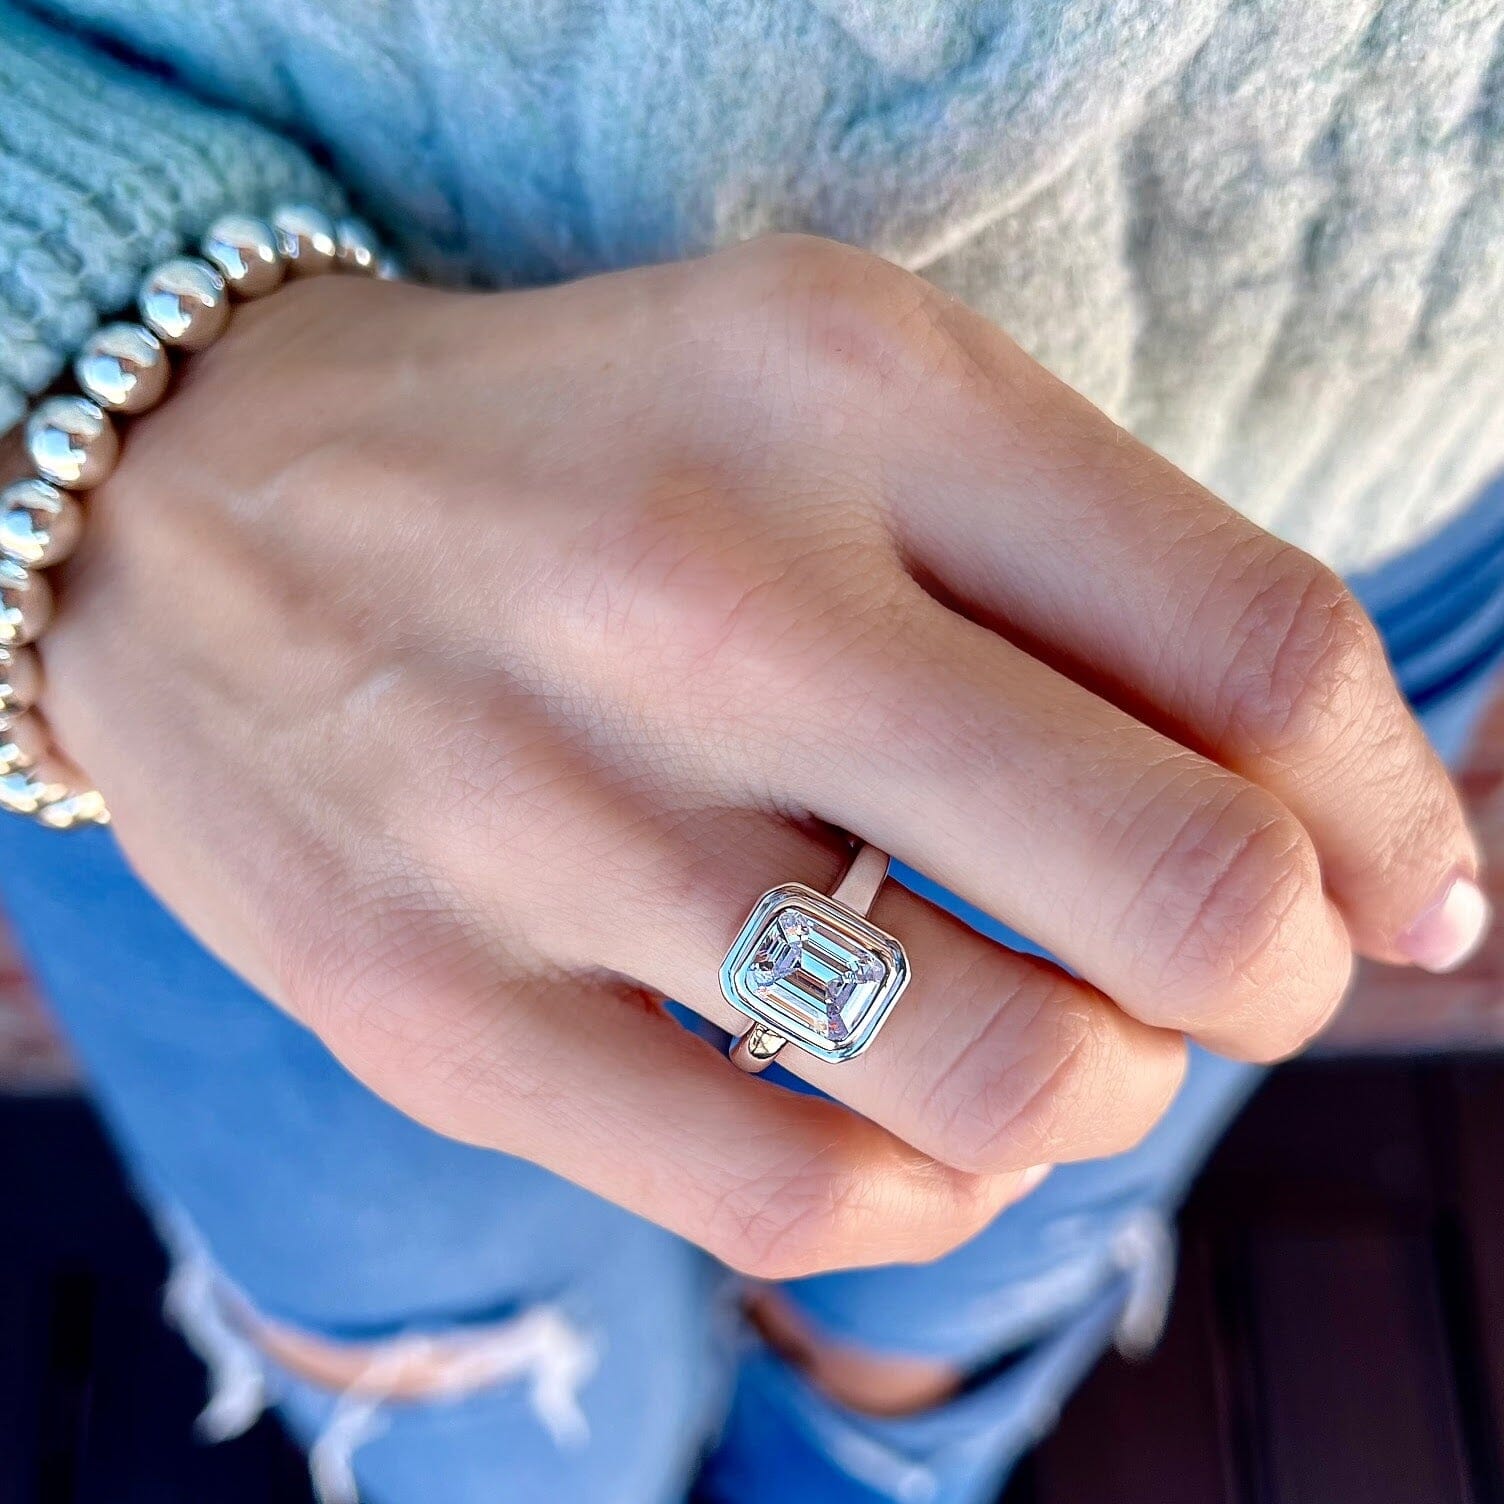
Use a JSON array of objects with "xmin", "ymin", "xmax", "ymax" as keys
[
  {"xmin": 5, "ymin": 0, "xmax": 1504, "ymax": 572},
  {"xmin": 0, "ymin": 2, "xmax": 341, "ymax": 435}
]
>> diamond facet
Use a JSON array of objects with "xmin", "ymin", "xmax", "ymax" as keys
[
  {"xmin": 720, "ymin": 884, "xmax": 910, "ymax": 1063},
  {"xmin": 749, "ymin": 911, "xmax": 884, "ymax": 1042}
]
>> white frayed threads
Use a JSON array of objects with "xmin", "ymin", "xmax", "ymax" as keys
[
  {"xmin": 824, "ymin": 1426, "xmax": 938, "ymax": 1504},
  {"xmin": 304, "ymin": 1311, "xmax": 597, "ymax": 1504},
  {"xmin": 160, "ymin": 1214, "xmax": 272, "ymax": 1441},
  {"xmin": 309, "ymin": 1397, "xmax": 386, "ymax": 1504},
  {"xmin": 157, "ymin": 1212, "xmax": 598, "ymax": 1504},
  {"xmin": 1109, "ymin": 1208, "xmax": 1177, "ymax": 1359}
]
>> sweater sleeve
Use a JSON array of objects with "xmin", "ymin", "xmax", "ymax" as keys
[{"xmin": 0, "ymin": 2, "xmax": 345, "ymax": 435}]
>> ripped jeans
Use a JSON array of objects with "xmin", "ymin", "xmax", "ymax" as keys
[{"xmin": 5, "ymin": 481, "xmax": 1504, "ymax": 1504}]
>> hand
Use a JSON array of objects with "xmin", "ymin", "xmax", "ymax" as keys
[{"xmin": 42, "ymin": 235, "xmax": 1481, "ymax": 1277}]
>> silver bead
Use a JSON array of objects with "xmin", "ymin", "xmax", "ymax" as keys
[
  {"xmin": 272, "ymin": 204, "xmax": 338, "ymax": 277},
  {"xmin": 0, "ymin": 478, "xmax": 83, "ymax": 568},
  {"xmin": 75, "ymin": 322, "xmax": 170, "ymax": 413},
  {"xmin": 0, "ymin": 561, "xmax": 52, "ymax": 647},
  {"xmin": 0, "ymin": 768, "xmax": 60, "ymax": 817},
  {"xmin": 0, "ymin": 713, "xmax": 50, "ymax": 775},
  {"xmin": 335, "ymin": 216, "xmax": 381, "ymax": 275},
  {"xmin": 202, "ymin": 214, "xmax": 286, "ymax": 298},
  {"xmin": 0, "ymin": 645, "xmax": 41, "ymax": 718},
  {"xmin": 0, "ymin": 728, "xmax": 101, "ymax": 824},
  {"xmin": 140, "ymin": 257, "xmax": 231, "ymax": 350},
  {"xmin": 375, "ymin": 254, "xmax": 404, "ymax": 282},
  {"xmin": 34, "ymin": 787, "xmax": 109, "ymax": 830},
  {"xmin": 26, "ymin": 396, "xmax": 118, "ymax": 489}
]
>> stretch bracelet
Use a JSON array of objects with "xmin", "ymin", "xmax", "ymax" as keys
[{"xmin": 1, "ymin": 204, "xmax": 393, "ymax": 831}]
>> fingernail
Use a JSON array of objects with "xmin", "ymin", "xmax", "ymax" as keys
[
  {"xmin": 1398, "ymin": 871, "xmax": 1491, "ymax": 973},
  {"xmin": 1017, "ymin": 1163, "xmax": 1053, "ymax": 1195}
]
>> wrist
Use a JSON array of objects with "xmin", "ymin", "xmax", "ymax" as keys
[{"xmin": 0, "ymin": 205, "xmax": 396, "ymax": 830}]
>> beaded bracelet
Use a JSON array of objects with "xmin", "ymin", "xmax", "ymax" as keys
[{"xmin": 0, "ymin": 204, "xmax": 392, "ymax": 831}]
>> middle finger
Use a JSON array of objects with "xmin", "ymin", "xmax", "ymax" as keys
[{"xmin": 743, "ymin": 586, "xmax": 1354, "ymax": 1062}]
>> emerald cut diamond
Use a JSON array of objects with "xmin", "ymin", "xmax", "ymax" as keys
[{"xmin": 720, "ymin": 884, "xmax": 909, "ymax": 1063}]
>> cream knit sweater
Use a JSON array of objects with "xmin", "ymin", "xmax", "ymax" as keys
[{"xmin": 3, "ymin": 0, "xmax": 1503, "ymax": 573}]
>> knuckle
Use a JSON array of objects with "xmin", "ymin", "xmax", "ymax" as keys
[
  {"xmin": 924, "ymin": 970, "xmax": 1103, "ymax": 1171},
  {"xmin": 1216, "ymin": 554, "xmax": 1386, "ymax": 760},
  {"xmin": 702, "ymin": 1142, "xmax": 990, "ymax": 1279},
  {"xmin": 702, "ymin": 1152, "xmax": 867, "ymax": 1280},
  {"xmin": 904, "ymin": 1177, "xmax": 1015, "ymax": 1265},
  {"xmin": 717, "ymin": 232, "xmax": 915, "ymax": 319},
  {"xmin": 709, "ymin": 232, "xmax": 951, "ymax": 403},
  {"xmin": 926, "ymin": 969, "xmax": 1187, "ymax": 1171},
  {"xmin": 567, "ymin": 469, "xmax": 903, "ymax": 725},
  {"xmin": 1131, "ymin": 782, "xmax": 1325, "ymax": 1025},
  {"xmin": 276, "ymin": 883, "xmax": 521, "ymax": 1107},
  {"xmin": 570, "ymin": 474, "xmax": 797, "ymax": 668}
]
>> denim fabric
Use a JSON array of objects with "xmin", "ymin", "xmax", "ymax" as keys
[{"xmin": 3, "ymin": 477, "xmax": 1503, "ymax": 1504}]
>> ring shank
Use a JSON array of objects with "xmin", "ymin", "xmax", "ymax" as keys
[{"xmin": 829, "ymin": 841, "xmax": 889, "ymax": 918}]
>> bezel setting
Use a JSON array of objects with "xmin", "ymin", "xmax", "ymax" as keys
[{"xmin": 719, "ymin": 883, "xmax": 910, "ymax": 1064}]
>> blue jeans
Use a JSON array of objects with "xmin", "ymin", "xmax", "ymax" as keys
[{"xmin": 6, "ymin": 483, "xmax": 1504, "ymax": 1504}]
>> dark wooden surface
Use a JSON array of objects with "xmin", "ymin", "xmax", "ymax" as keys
[
  {"xmin": 1018, "ymin": 1057, "xmax": 1504, "ymax": 1504},
  {"xmin": 3, "ymin": 1059, "xmax": 1504, "ymax": 1503},
  {"xmin": 0, "ymin": 1095, "xmax": 312, "ymax": 1504}
]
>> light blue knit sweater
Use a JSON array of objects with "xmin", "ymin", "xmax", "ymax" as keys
[{"xmin": 3, "ymin": 0, "xmax": 1503, "ymax": 572}]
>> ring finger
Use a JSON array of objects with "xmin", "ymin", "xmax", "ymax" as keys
[{"xmin": 578, "ymin": 807, "xmax": 1187, "ymax": 1176}]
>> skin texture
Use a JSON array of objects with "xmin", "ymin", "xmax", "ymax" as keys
[
  {"xmin": 39, "ymin": 237, "xmax": 1481, "ymax": 1304},
  {"xmin": 746, "ymin": 1287, "xmax": 963, "ymax": 1415}
]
